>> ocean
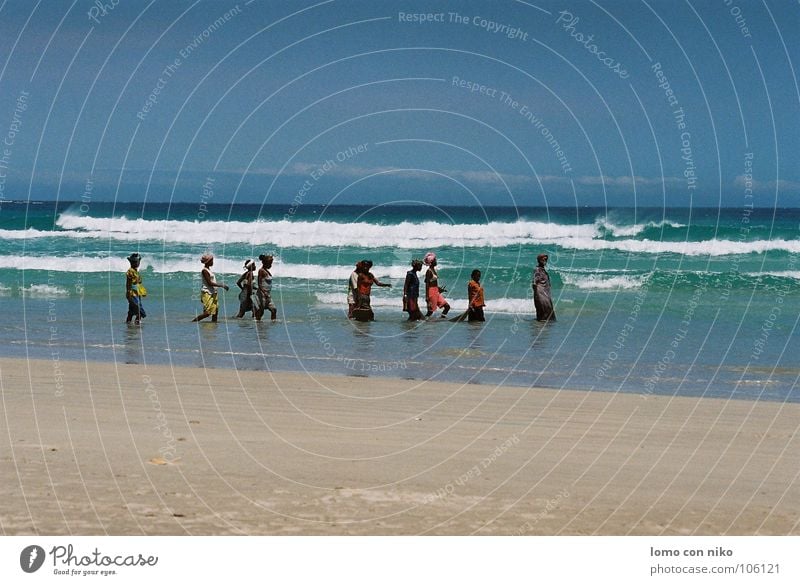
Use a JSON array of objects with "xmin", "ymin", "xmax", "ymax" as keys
[{"xmin": 0, "ymin": 201, "xmax": 797, "ymax": 402}]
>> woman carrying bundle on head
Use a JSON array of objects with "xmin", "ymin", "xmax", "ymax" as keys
[
  {"xmin": 192, "ymin": 253, "xmax": 229, "ymax": 322},
  {"xmin": 256, "ymin": 254, "xmax": 277, "ymax": 321},
  {"xmin": 125, "ymin": 253, "xmax": 147, "ymax": 325},
  {"xmin": 347, "ymin": 260, "xmax": 364, "ymax": 319},
  {"xmin": 235, "ymin": 259, "xmax": 259, "ymax": 319},
  {"xmin": 353, "ymin": 260, "xmax": 391, "ymax": 322},
  {"xmin": 532, "ymin": 253, "xmax": 556, "ymax": 322},
  {"xmin": 403, "ymin": 258, "xmax": 424, "ymax": 321},
  {"xmin": 423, "ymin": 251, "xmax": 450, "ymax": 318}
]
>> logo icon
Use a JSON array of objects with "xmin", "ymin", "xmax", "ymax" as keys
[{"xmin": 20, "ymin": 545, "xmax": 46, "ymax": 573}]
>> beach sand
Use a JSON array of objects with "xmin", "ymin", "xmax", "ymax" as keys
[{"xmin": 1, "ymin": 356, "xmax": 798, "ymax": 535}]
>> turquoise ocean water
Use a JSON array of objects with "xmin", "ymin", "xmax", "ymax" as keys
[{"xmin": 0, "ymin": 201, "xmax": 797, "ymax": 402}]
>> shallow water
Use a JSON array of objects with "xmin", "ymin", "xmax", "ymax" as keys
[{"xmin": 1, "ymin": 202, "xmax": 797, "ymax": 402}]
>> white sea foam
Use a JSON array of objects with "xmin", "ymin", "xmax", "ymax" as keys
[
  {"xmin": 598, "ymin": 218, "xmax": 686, "ymax": 237},
  {"xmin": 0, "ymin": 255, "xmax": 129, "ymax": 272},
  {"xmin": 52, "ymin": 214, "xmax": 598, "ymax": 248},
  {"xmin": 0, "ymin": 254, "xmax": 419, "ymax": 279},
  {"xmin": 0, "ymin": 228, "xmax": 57, "ymax": 240},
  {"xmin": 20, "ymin": 284, "xmax": 70, "ymax": 298},
  {"xmin": 0, "ymin": 213, "xmax": 796, "ymax": 256},
  {"xmin": 550, "ymin": 237, "xmax": 800, "ymax": 256},
  {"xmin": 560, "ymin": 272, "xmax": 649, "ymax": 290},
  {"xmin": 745, "ymin": 270, "xmax": 800, "ymax": 281}
]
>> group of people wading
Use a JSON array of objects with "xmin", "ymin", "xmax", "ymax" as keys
[
  {"xmin": 191, "ymin": 253, "xmax": 277, "ymax": 323},
  {"xmin": 124, "ymin": 251, "xmax": 555, "ymax": 324},
  {"xmin": 347, "ymin": 251, "xmax": 556, "ymax": 323}
]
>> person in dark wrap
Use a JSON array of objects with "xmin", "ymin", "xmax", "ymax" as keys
[
  {"xmin": 402, "ymin": 258, "xmax": 424, "ymax": 321},
  {"xmin": 532, "ymin": 253, "xmax": 556, "ymax": 321}
]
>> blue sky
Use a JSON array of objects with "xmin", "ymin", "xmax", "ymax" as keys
[{"xmin": 0, "ymin": 0, "xmax": 797, "ymax": 206}]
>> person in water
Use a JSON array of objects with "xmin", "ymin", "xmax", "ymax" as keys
[
  {"xmin": 256, "ymin": 254, "xmax": 277, "ymax": 321},
  {"xmin": 423, "ymin": 251, "xmax": 450, "ymax": 318},
  {"xmin": 192, "ymin": 253, "xmax": 229, "ymax": 322},
  {"xmin": 467, "ymin": 269, "xmax": 486, "ymax": 322},
  {"xmin": 125, "ymin": 253, "xmax": 147, "ymax": 324},
  {"xmin": 354, "ymin": 260, "xmax": 391, "ymax": 321},
  {"xmin": 532, "ymin": 253, "xmax": 556, "ymax": 321},
  {"xmin": 402, "ymin": 258, "xmax": 424, "ymax": 321},
  {"xmin": 347, "ymin": 260, "xmax": 363, "ymax": 319},
  {"xmin": 235, "ymin": 259, "xmax": 259, "ymax": 319}
]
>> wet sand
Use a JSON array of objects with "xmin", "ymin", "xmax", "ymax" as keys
[{"xmin": 1, "ymin": 357, "xmax": 798, "ymax": 535}]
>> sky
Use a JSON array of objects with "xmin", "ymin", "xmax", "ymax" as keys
[{"xmin": 0, "ymin": 0, "xmax": 797, "ymax": 207}]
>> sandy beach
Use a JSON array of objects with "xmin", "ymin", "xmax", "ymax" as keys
[{"xmin": 1, "ymin": 356, "xmax": 798, "ymax": 535}]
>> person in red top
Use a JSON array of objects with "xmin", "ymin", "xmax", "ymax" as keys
[
  {"xmin": 353, "ymin": 260, "xmax": 391, "ymax": 321},
  {"xmin": 467, "ymin": 269, "xmax": 486, "ymax": 322}
]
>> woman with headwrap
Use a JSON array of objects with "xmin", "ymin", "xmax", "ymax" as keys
[
  {"xmin": 256, "ymin": 254, "xmax": 277, "ymax": 321},
  {"xmin": 532, "ymin": 253, "xmax": 556, "ymax": 321},
  {"xmin": 353, "ymin": 260, "xmax": 391, "ymax": 321},
  {"xmin": 192, "ymin": 253, "xmax": 229, "ymax": 322},
  {"xmin": 423, "ymin": 251, "xmax": 450, "ymax": 318},
  {"xmin": 235, "ymin": 259, "xmax": 259, "ymax": 319},
  {"xmin": 125, "ymin": 253, "xmax": 146, "ymax": 324},
  {"xmin": 403, "ymin": 258, "xmax": 424, "ymax": 321},
  {"xmin": 347, "ymin": 260, "xmax": 364, "ymax": 319}
]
